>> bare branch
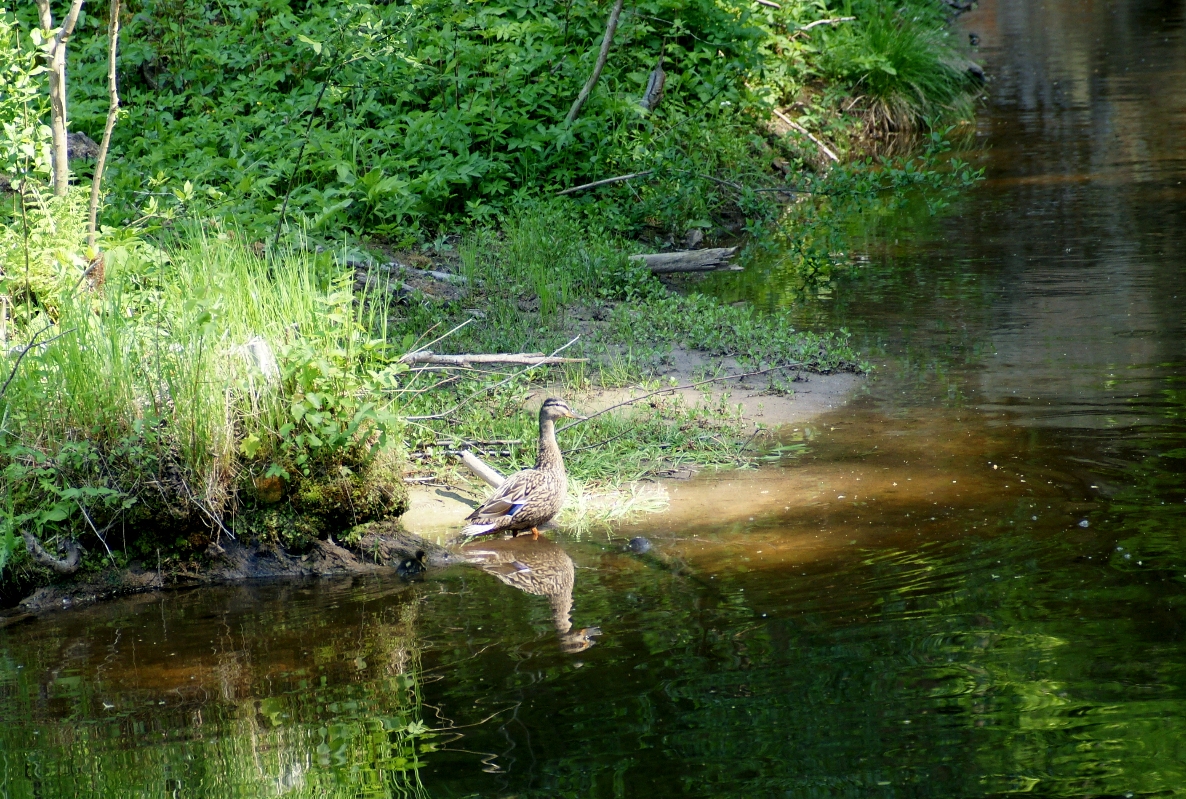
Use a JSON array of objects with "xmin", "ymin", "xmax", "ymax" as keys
[
  {"xmin": 557, "ymin": 170, "xmax": 653, "ymax": 196},
  {"xmin": 87, "ymin": 0, "xmax": 122, "ymax": 252},
  {"xmin": 458, "ymin": 451, "xmax": 506, "ymax": 488},
  {"xmin": 400, "ymin": 351, "xmax": 587, "ymax": 367},
  {"xmin": 407, "ymin": 336, "xmax": 581, "ymax": 421},
  {"xmin": 772, "ymin": 108, "xmax": 839, "ymax": 163},
  {"xmin": 800, "ymin": 16, "xmax": 855, "ymax": 31},
  {"xmin": 565, "ymin": 0, "xmax": 624, "ymax": 126}
]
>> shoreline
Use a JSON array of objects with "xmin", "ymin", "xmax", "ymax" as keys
[{"xmin": 1, "ymin": 365, "xmax": 862, "ymax": 622}]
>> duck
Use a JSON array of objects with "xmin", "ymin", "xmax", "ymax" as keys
[
  {"xmin": 461, "ymin": 535, "xmax": 601, "ymax": 653},
  {"xmin": 460, "ymin": 397, "xmax": 581, "ymax": 538}
]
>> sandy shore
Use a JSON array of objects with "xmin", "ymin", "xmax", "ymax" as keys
[{"xmin": 402, "ymin": 355, "xmax": 864, "ymax": 540}]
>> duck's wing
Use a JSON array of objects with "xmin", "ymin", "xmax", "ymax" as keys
[{"xmin": 465, "ymin": 469, "xmax": 536, "ymax": 524}]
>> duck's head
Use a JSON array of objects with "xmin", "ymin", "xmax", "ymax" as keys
[{"xmin": 540, "ymin": 397, "xmax": 583, "ymax": 422}]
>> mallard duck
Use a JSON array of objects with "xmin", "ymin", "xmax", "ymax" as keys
[
  {"xmin": 460, "ymin": 397, "xmax": 581, "ymax": 538},
  {"xmin": 461, "ymin": 535, "xmax": 601, "ymax": 653}
]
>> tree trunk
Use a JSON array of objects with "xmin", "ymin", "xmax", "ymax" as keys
[{"xmin": 35, "ymin": 0, "xmax": 87, "ymax": 197}]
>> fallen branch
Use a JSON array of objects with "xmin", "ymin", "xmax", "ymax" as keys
[
  {"xmin": 800, "ymin": 16, "xmax": 855, "ymax": 30},
  {"xmin": 86, "ymin": 0, "xmax": 121, "ymax": 252},
  {"xmin": 400, "ymin": 351, "xmax": 587, "ymax": 367},
  {"xmin": 377, "ymin": 262, "xmax": 468, "ymax": 285},
  {"xmin": 565, "ymin": 0, "xmax": 624, "ymax": 125},
  {"xmin": 458, "ymin": 451, "xmax": 506, "ymax": 488},
  {"xmin": 772, "ymin": 108, "xmax": 840, "ymax": 163},
  {"xmin": 630, "ymin": 247, "xmax": 740, "ymax": 273},
  {"xmin": 407, "ymin": 336, "xmax": 581, "ymax": 421},
  {"xmin": 22, "ymin": 532, "xmax": 81, "ymax": 575},
  {"xmin": 560, "ymin": 362, "xmax": 807, "ymax": 431},
  {"xmin": 557, "ymin": 171, "xmax": 653, "ymax": 196}
]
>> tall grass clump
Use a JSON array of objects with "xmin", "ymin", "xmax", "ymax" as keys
[
  {"xmin": 0, "ymin": 201, "xmax": 409, "ymax": 580},
  {"xmin": 817, "ymin": 1, "xmax": 979, "ymax": 132}
]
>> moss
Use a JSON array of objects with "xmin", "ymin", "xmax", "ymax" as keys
[{"xmin": 234, "ymin": 450, "xmax": 409, "ymax": 551}]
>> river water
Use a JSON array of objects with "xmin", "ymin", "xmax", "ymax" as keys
[{"xmin": 3, "ymin": 0, "xmax": 1185, "ymax": 796}]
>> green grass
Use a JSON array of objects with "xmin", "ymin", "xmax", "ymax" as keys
[
  {"xmin": 818, "ymin": 1, "xmax": 980, "ymax": 132},
  {"xmin": 0, "ymin": 193, "xmax": 408, "ymax": 579}
]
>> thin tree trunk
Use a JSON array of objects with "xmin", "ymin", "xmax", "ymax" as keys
[
  {"xmin": 87, "ymin": 0, "xmax": 122, "ymax": 250},
  {"xmin": 35, "ymin": 0, "xmax": 87, "ymax": 196},
  {"xmin": 564, "ymin": 0, "xmax": 624, "ymax": 126}
]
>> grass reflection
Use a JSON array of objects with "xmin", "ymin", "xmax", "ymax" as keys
[{"xmin": 0, "ymin": 582, "xmax": 433, "ymax": 798}]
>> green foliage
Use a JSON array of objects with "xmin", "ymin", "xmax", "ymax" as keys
[
  {"xmin": 34, "ymin": 0, "xmax": 771, "ymax": 238},
  {"xmin": 3, "ymin": 0, "xmax": 975, "ymax": 241},
  {"xmin": 0, "ymin": 7, "xmax": 52, "ymax": 186},
  {"xmin": 817, "ymin": 0, "xmax": 978, "ymax": 130},
  {"xmin": 0, "ymin": 210, "xmax": 412, "ymax": 575}
]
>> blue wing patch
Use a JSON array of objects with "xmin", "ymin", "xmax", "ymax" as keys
[{"xmin": 505, "ymin": 502, "xmax": 527, "ymax": 518}]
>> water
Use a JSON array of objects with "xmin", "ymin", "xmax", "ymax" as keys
[{"xmin": 4, "ymin": 0, "xmax": 1186, "ymax": 795}]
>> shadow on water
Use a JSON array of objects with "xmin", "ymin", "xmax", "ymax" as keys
[{"xmin": 4, "ymin": 0, "xmax": 1186, "ymax": 795}]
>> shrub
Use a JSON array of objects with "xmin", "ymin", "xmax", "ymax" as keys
[
  {"xmin": 0, "ymin": 207, "xmax": 409, "ymax": 578},
  {"xmin": 816, "ymin": 1, "xmax": 978, "ymax": 131}
]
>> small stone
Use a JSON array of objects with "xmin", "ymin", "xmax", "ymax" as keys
[{"xmin": 1078, "ymin": 519, "xmax": 1090, "ymax": 528}]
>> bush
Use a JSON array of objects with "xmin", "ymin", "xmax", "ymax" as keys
[
  {"xmin": 817, "ymin": 0, "xmax": 978, "ymax": 131},
  {"xmin": 0, "ymin": 203, "xmax": 409, "ymax": 577}
]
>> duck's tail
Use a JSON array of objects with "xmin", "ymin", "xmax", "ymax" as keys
[{"xmin": 460, "ymin": 522, "xmax": 499, "ymax": 538}]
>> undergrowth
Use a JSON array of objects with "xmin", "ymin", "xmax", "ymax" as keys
[{"xmin": 4, "ymin": 0, "xmax": 980, "ymax": 243}]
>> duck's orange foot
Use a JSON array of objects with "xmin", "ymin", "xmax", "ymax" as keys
[{"xmin": 531, "ymin": 527, "xmax": 540, "ymax": 540}]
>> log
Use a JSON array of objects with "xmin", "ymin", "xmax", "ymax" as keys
[
  {"xmin": 23, "ymin": 532, "xmax": 81, "ymax": 575},
  {"xmin": 399, "ymin": 351, "xmax": 587, "ymax": 367},
  {"xmin": 459, "ymin": 451, "xmax": 506, "ymax": 488},
  {"xmin": 630, "ymin": 247, "xmax": 741, "ymax": 274}
]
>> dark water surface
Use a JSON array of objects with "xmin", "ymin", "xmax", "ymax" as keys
[{"xmin": 4, "ymin": 0, "xmax": 1186, "ymax": 796}]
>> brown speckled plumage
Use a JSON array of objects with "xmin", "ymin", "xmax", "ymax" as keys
[{"xmin": 460, "ymin": 398, "xmax": 580, "ymax": 538}]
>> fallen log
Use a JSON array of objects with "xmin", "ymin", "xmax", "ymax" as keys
[
  {"xmin": 399, "ymin": 351, "xmax": 587, "ymax": 367},
  {"xmin": 630, "ymin": 247, "xmax": 740, "ymax": 273},
  {"xmin": 459, "ymin": 451, "xmax": 506, "ymax": 488}
]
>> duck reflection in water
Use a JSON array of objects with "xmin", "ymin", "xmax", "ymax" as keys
[{"xmin": 461, "ymin": 534, "xmax": 601, "ymax": 653}]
